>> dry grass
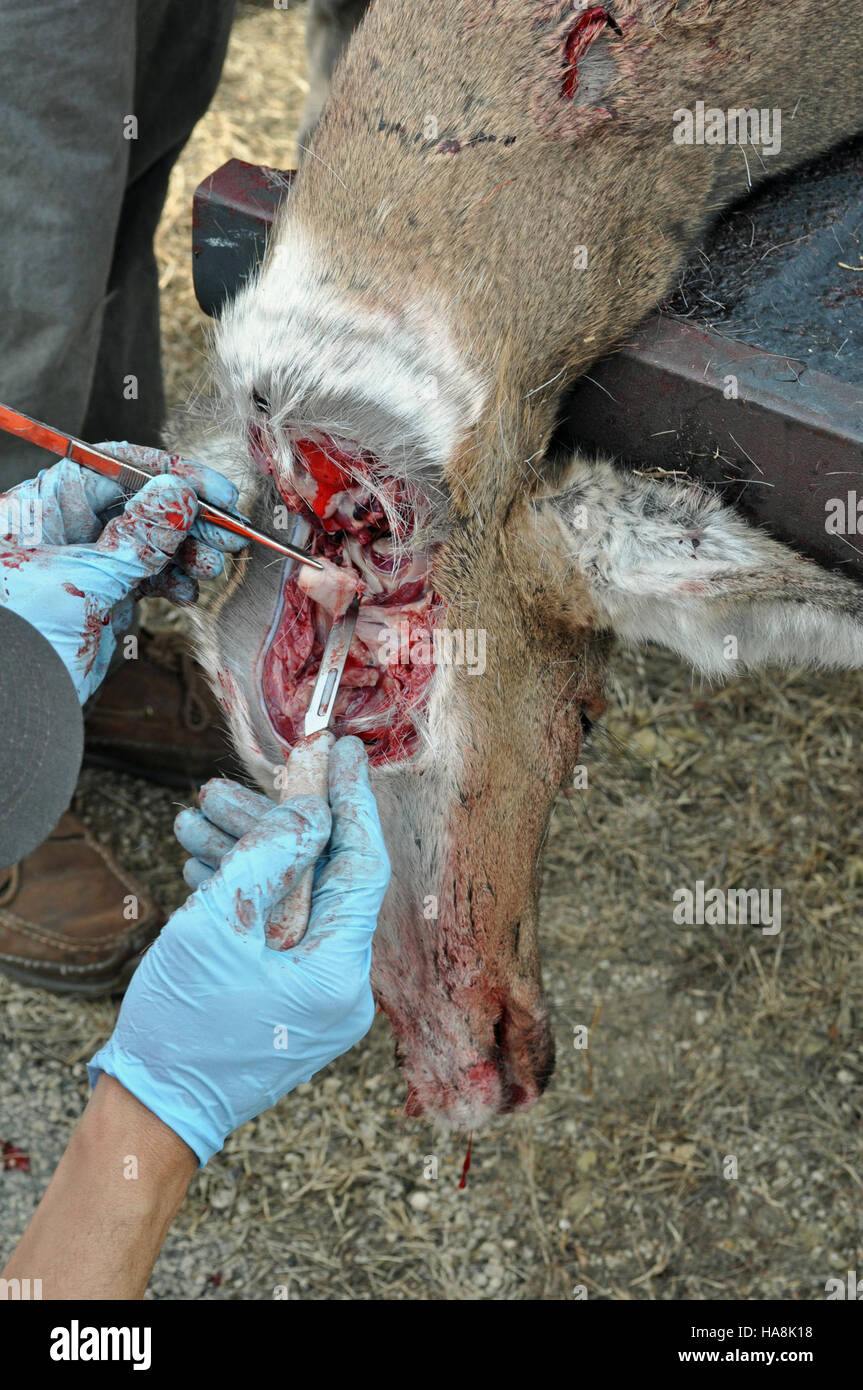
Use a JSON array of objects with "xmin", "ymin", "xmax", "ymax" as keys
[{"xmin": 1, "ymin": 2, "xmax": 861, "ymax": 1301}]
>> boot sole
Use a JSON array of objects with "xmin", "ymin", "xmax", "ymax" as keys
[{"xmin": 0, "ymin": 949, "xmax": 146, "ymax": 998}]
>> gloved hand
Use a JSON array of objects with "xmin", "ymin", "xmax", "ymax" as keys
[
  {"xmin": 0, "ymin": 445, "xmax": 246, "ymax": 702},
  {"xmin": 175, "ymin": 774, "xmax": 299, "ymax": 891},
  {"xmin": 88, "ymin": 737, "xmax": 390, "ymax": 1166}
]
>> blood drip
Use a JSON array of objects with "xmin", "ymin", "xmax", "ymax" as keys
[{"xmin": 458, "ymin": 1132, "xmax": 473, "ymax": 1190}]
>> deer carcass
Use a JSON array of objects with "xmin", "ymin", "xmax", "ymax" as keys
[{"xmin": 181, "ymin": 0, "xmax": 863, "ymax": 1131}]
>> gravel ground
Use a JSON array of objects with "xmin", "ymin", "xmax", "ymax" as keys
[{"xmin": 1, "ymin": 3, "xmax": 861, "ymax": 1301}]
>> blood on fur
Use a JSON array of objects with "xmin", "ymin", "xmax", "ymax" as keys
[{"xmin": 561, "ymin": 6, "xmax": 622, "ymax": 100}]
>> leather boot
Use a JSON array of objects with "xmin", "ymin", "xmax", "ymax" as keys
[
  {"xmin": 0, "ymin": 811, "xmax": 163, "ymax": 996},
  {"xmin": 84, "ymin": 626, "xmax": 242, "ymax": 787}
]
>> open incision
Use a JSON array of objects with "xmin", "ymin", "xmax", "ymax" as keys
[{"xmin": 249, "ymin": 428, "xmax": 443, "ymax": 765}]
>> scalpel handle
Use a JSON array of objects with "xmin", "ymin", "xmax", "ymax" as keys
[
  {"xmin": 64, "ymin": 440, "xmax": 319, "ymax": 567},
  {"xmin": 0, "ymin": 401, "xmax": 322, "ymax": 569}
]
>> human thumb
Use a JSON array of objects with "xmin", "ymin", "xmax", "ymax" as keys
[{"xmin": 202, "ymin": 796, "xmax": 332, "ymax": 936}]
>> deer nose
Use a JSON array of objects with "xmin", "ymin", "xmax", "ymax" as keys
[
  {"xmin": 401, "ymin": 994, "xmax": 555, "ymax": 1125},
  {"xmin": 490, "ymin": 998, "xmax": 556, "ymax": 1112}
]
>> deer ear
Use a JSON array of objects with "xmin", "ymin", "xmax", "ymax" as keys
[{"xmin": 552, "ymin": 459, "xmax": 863, "ymax": 675}]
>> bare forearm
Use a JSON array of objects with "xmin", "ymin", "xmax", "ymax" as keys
[{"xmin": 2, "ymin": 1075, "xmax": 197, "ymax": 1300}]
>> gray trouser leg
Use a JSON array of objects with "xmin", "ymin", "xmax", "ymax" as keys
[{"xmin": 0, "ymin": 0, "xmax": 236, "ymax": 489}]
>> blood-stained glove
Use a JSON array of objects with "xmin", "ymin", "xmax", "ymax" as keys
[
  {"xmin": 0, "ymin": 445, "xmax": 246, "ymax": 702},
  {"xmin": 176, "ymin": 777, "xmax": 289, "ymax": 891},
  {"xmin": 89, "ymin": 737, "xmax": 390, "ymax": 1165}
]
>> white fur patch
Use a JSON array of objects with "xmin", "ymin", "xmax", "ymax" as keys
[
  {"xmin": 550, "ymin": 457, "xmax": 863, "ymax": 675},
  {"xmin": 212, "ymin": 225, "xmax": 486, "ymax": 483}
]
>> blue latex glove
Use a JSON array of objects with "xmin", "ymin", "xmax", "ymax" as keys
[
  {"xmin": 0, "ymin": 445, "xmax": 246, "ymax": 702},
  {"xmin": 175, "ymin": 774, "xmax": 310, "ymax": 891},
  {"xmin": 88, "ymin": 737, "xmax": 390, "ymax": 1166}
]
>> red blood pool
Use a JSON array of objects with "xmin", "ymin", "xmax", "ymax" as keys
[{"xmin": 293, "ymin": 438, "xmax": 355, "ymax": 518}]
